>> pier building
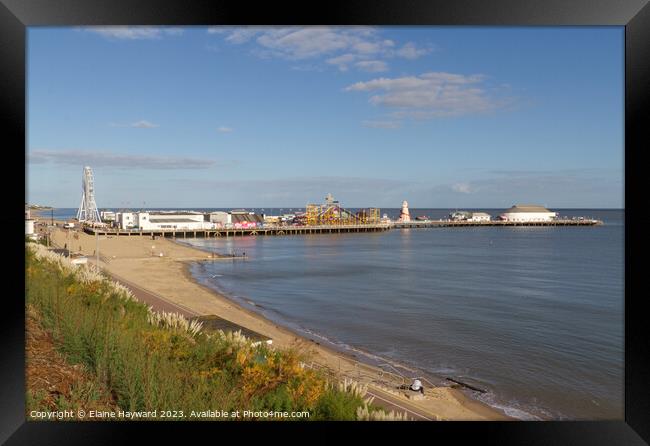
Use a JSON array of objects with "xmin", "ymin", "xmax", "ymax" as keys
[
  {"xmin": 468, "ymin": 212, "xmax": 491, "ymax": 222},
  {"xmin": 450, "ymin": 211, "xmax": 472, "ymax": 221},
  {"xmin": 498, "ymin": 205, "xmax": 557, "ymax": 222},
  {"xmin": 100, "ymin": 210, "xmax": 116, "ymax": 223},
  {"xmin": 117, "ymin": 212, "xmax": 137, "ymax": 230},
  {"xmin": 116, "ymin": 211, "xmax": 215, "ymax": 231},
  {"xmin": 208, "ymin": 211, "xmax": 230, "ymax": 227},
  {"xmin": 230, "ymin": 210, "xmax": 265, "ymax": 228},
  {"xmin": 450, "ymin": 211, "xmax": 491, "ymax": 222},
  {"xmin": 208, "ymin": 210, "xmax": 265, "ymax": 228}
]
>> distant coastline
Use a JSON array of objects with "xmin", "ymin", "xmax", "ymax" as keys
[{"xmin": 27, "ymin": 205, "xmax": 53, "ymax": 210}]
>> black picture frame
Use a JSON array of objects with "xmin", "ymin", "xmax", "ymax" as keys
[{"xmin": 5, "ymin": 0, "xmax": 648, "ymax": 443}]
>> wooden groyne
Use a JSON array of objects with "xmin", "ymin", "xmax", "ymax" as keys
[{"xmin": 445, "ymin": 378, "xmax": 487, "ymax": 393}]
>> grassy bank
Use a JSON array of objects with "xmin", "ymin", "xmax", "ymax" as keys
[{"xmin": 25, "ymin": 243, "xmax": 404, "ymax": 421}]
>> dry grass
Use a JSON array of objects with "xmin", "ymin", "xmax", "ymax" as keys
[
  {"xmin": 356, "ymin": 403, "xmax": 409, "ymax": 421},
  {"xmin": 147, "ymin": 308, "xmax": 204, "ymax": 337}
]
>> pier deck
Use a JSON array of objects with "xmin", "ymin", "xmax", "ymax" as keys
[
  {"xmin": 83, "ymin": 223, "xmax": 391, "ymax": 238},
  {"xmin": 82, "ymin": 219, "xmax": 602, "ymax": 238},
  {"xmin": 391, "ymin": 219, "xmax": 603, "ymax": 229}
]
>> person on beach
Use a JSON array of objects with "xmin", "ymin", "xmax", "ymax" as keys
[
  {"xmin": 410, "ymin": 379, "xmax": 425, "ymax": 394},
  {"xmin": 398, "ymin": 378, "xmax": 425, "ymax": 394}
]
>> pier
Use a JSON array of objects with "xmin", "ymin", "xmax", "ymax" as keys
[
  {"xmin": 391, "ymin": 219, "xmax": 603, "ymax": 229},
  {"xmin": 82, "ymin": 219, "xmax": 602, "ymax": 238},
  {"xmin": 83, "ymin": 223, "xmax": 392, "ymax": 238}
]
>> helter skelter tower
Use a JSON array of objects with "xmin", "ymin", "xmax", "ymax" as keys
[
  {"xmin": 398, "ymin": 200, "xmax": 411, "ymax": 222},
  {"xmin": 76, "ymin": 166, "xmax": 101, "ymax": 223}
]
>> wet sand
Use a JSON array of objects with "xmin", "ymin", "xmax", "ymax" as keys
[{"xmin": 45, "ymin": 223, "xmax": 511, "ymax": 421}]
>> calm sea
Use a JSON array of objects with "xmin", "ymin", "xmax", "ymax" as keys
[{"xmin": 49, "ymin": 207, "xmax": 624, "ymax": 419}]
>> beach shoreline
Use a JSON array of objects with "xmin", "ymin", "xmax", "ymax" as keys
[
  {"xmin": 179, "ymin": 253, "xmax": 519, "ymax": 421},
  {"xmin": 43, "ymin": 223, "xmax": 512, "ymax": 421}
]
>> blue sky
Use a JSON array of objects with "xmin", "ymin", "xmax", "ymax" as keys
[{"xmin": 27, "ymin": 26, "xmax": 624, "ymax": 208}]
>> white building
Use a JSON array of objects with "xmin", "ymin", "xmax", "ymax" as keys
[
  {"xmin": 136, "ymin": 212, "xmax": 212, "ymax": 230},
  {"xmin": 450, "ymin": 211, "xmax": 472, "ymax": 221},
  {"xmin": 117, "ymin": 212, "xmax": 137, "ymax": 230},
  {"xmin": 499, "ymin": 205, "xmax": 557, "ymax": 222},
  {"xmin": 468, "ymin": 212, "xmax": 491, "ymax": 222},
  {"xmin": 116, "ymin": 211, "xmax": 215, "ymax": 230},
  {"xmin": 25, "ymin": 219, "xmax": 35, "ymax": 236},
  {"xmin": 100, "ymin": 210, "xmax": 116, "ymax": 222},
  {"xmin": 209, "ymin": 211, "xmax": 231, "ymax": 227}
]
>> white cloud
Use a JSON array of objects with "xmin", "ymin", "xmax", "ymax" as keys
[
  {"xmin": 131, "ymin": 120, "xmax": 159, "ymax": 128},
  {"xmin": 210, "ymin": 26, "xmax": 429, "ymax": 72},
  {"xmin": 326, "ymin": 53, "xmax": 357, "ymax": 71},
  {"xmin": 355, "ymin": 60, "xmax": 388, "ymax": 73},
  {"xmin": 346, "ymin": 72, "xmax": 509, "ymax": 118},
  {"xmin": 255, "ymin": 27, "xmax": 355, "ymax": 59},
  {"xmin": 84, "ymin": 26, "xmax": 184, "ymax": 40},
  {"xmin": 290, "ymin": 64, "xmax": 325, "ymax": 72},
  {"xmin": 28, "ymin": 149, "xmax": 215, "ymax": 170},
  {"xmin": 206, "ymin": 27, "xmax": 228, "ymax": 34},
  {"xmin": 110, "ymin": 120, "xmax": 159, "ymax": 128},
  {"xmin": 207, "ymin": 26, "xmax": 270, "ymax": 44},
  {"xmin": 351, "ymin": 41, "xmax": 383, "ymax": 54},
  {"xmin": 217, "ymin": 126, "xmax": 233, "ymax": 133},
  {"xmin": 451, "ymin": 182, "xmax": 473, "ymax": 194},
  {"xmin": 395, "ymin": 42, "xmax": 432, "ymax": 59},
  {"xmin": 361, "ymin": 120, "xmax": 401, "ymax": 129}
]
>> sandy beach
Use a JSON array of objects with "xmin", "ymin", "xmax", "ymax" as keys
[{"xmin": 44, "ymin": 222, "xmax": 510, "ymax": 421}]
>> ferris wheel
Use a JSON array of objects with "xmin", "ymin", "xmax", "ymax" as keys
[{"xmin": 76, "ymin": 166, "xmax": 101, "ymax": 223}]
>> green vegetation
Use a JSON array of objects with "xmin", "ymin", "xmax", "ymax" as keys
[{"xmin": 25, "ymin": 244, "xmax": 391, "ymax": 421}]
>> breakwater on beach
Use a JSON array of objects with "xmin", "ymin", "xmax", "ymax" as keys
[{"xmin": 180, "ymin": 209, "xmax": 623, "ymax": 420}]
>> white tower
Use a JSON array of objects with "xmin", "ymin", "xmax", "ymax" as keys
[
  {"xmin": 399, "ymin": 200, "xmax": 411, "ymax": 222},
  {"xmin": 76, "ymin": 166, "xmax": 101, "ymax": 223}
]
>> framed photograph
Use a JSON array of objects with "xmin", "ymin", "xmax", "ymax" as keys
[{"xmin": 6, "ymin": 0, "xmax": 648, "ymax": 443}]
